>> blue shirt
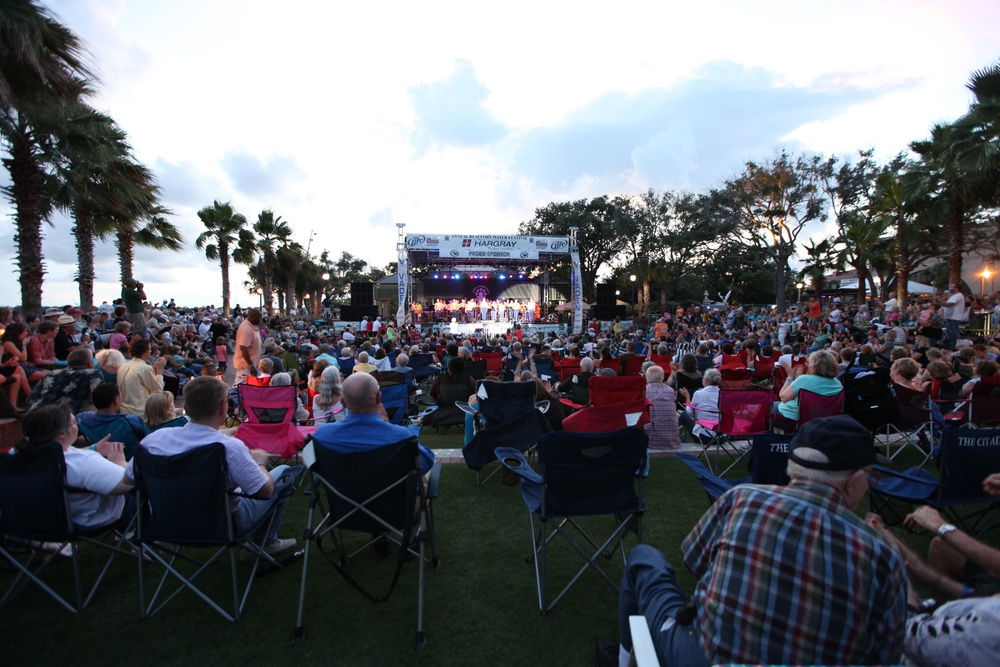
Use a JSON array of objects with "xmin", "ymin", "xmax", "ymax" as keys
[
  {"xmin": 77, "ymin": 411, "xmax": 146, "ymax": 439},
  {"xmin": 311, "ymin": 412, "xmax": 435, "ymax": 474}
]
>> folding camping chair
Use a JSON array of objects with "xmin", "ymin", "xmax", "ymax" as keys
[
  {"xmin": 496, "ymin": 427, "xmax": 648, "ymax": 613},
  {"xmin": 677, "ymin": 433, "xmax": 793, "ymax": 504},
  {"xmin": 561, "ymin": 376, "xmax": 652, "ymax": 433},
  {"xmin": 234, "ymin": 384, "xmax": 308, "ymax": 461},
  {"xmin": 371, "ymin": 371, "xmax": 411, "ymax": 425},
  {"xmin": 771, "ymin": 389, "xmax": 844, "ymax": 433},
  {"xmin": 293, "ymin": 438, "xmax": 441, "ymax": 647},
  {"xmin": 77, "ymin": 415, "xmax": 145, "ymax": 460},
  {"xmin": 943, "ymin": 378, "xmax": 1000, "ymax": 428},
  {"xmin": 720, "ymin": 367, "xmax": 752, "ymax": 390},
  {"xmin": 878, "ymin": 384, "xmax": 935, "ymax": 463},
  {"xmin": 621, "ymin": 356, "xmax": 646, "ymax": 376},
  {"xmin": 461, "ymin": 380, "xmax": 552, "ymax": 485},
  {"xmin": 132, "ymin": 443, "xmax": 301, "ymax": 621},
  {"xmin": 408, "ymin": 353, "xmax": 441, "ymax": 393},
  {"xmin": 697, "ymin": 389, "xmax": 772, "ymax": 475},
  {"xmin": 868, "ymin": 427, "xmax": 1000, "ymax": 537},
  {"xmin": 558, "ymin": 357, "xmax": 582, "ymax": 383},
  {"xmin": 0, "ymin": 442, "xmax": 134, "ymax": 613}
]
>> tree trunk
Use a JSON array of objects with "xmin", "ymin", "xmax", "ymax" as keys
[
  {"xmin": 263, "ymin": 251, "xmax": 274, "ymax": 312},
  {"xmin": 856, "ymin": 267, "xmax": 868, "ymax": 305},
  {"xmin": 285, "ymin": 276, "xmax": 296, "ymax": 314},
  {"xmin": 3, "ymin": 127, "xmax": 47, "ymax": 316},
  {"xmin": 117, "ymin": 230, "xmax": 135, "ymax": 284},
  {"xmin": 74, "ymin": 201, "xmax": 95, "ymax": 311},
  {"xmin": 219, "ymin": 241, "xmax": 231, "ymax": 317},
  {"xmin": 642, "ymin": 281, "xmax": 651, "ymax": 317}
]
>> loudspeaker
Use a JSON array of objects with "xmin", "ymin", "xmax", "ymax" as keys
[
  {"xmin": 592, "ymin": 305, "xmax": 627, "ymax": 320},
  {"xmin": 595, "ymin": 283, "xmax": 617, "ymax": 306},
  {"xmin": 341, "ymin": 305, "xmax": 378, "ymax": 321},
  {"xmin": 350, "ymin": 282, "xmax": 374, "ymax": 305}
]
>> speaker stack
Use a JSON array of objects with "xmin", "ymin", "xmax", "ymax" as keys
[{"xmin": 593, "ymin": 283, "xmax": 626, "ymax": 320}]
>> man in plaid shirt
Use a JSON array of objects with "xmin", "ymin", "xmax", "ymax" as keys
[{"xmin": 598, "ymin": 415, "xmax": 907, "ymax": 666}]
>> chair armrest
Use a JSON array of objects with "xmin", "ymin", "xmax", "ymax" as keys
[
  {"xmin": 494, "ymin": 447, "xmax": 542, "ymax": 484},
  {"xmin": 426, "ymin": 460, "xmax": 443, "ymax": 499},
  {"xmin": 456, "ymin": 401, "xmax": 477, "ymax": 416},
  {"xmin": 628, "ymin": 616, "xmax": 660, "ymax": 667},
  {"xmin": 535, "ymin": 400, "xmax": 550, "ymax": 414}
]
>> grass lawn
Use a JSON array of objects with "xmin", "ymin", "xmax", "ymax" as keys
[{"xmin": 1, "ymin": 429, "xmax": 989, "ymax": 666}]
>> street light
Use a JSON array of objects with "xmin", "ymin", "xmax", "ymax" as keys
[
  {"xmin": 981, "ymin": 268, "xmax": 992, "ymax": 297},
  {"xmin": 629, "ymin": 274, "xmax": 637, "ymax": 318},
  {"xmin": 796, "ymin": 282, "xmax": 804, "ymax": 305}
]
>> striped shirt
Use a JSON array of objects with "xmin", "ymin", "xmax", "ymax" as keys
[{"xmin": 681, "ymin": 481, "xmax": 907, "ymax": 665}]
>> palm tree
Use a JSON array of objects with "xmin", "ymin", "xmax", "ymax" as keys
[
  {"xmin": 195, "ymin": 200, "xmax": 254, "ymax": 316},
  {"xmin": 0, "ymin": 0, "xmax": 95, "ymax": 313},
  {"xmin": 954, "ymin": 62, "xmax": 1000, "ymax": 175},
  {"xmin": 798, "ymin": 238, "xmax": 840, "ymax": 301},
  {"xmin": 253, "ymin": 209, "xmax": 292, "ymax": 312},
  {"xmin": 118, "ymin": 204, "xmax": 183, "ymax": 284}
]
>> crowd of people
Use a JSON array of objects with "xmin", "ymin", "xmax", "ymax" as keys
[{"xmin": 2, "ymin": 279, "xmax": 1000, "ymax": 665}]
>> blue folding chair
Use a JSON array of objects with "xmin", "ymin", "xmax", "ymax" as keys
[
  {"xmin": 678, "ymin": 433, "xmax": 792, "ymax": 504},
  {"xmin": 133, "ymin": 443, "xmax": 302, "ymax": 621},
  {"xmin": 868, "ymin": 427, "xmax": 1000, "ymax": 536},
  {"xmin": 0, "ymin": 442, "xmax": 134, "ymax": 613},
  {"xmin": 77, "ymin": 415, "xmax": 145, "ymax": 461},
  {"xmin": 496, "ymin": 427, "xmax": 648, "ymax": 613},
  {"xmin": 294, "ymin": 438, "xmax": 441, "ymax": 647}
]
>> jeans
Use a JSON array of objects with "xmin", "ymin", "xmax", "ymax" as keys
[
  {"xmin": 619, "ymin": 545, "xmax": 709, "ymax": 667},
  {"xmin": 945, "ymin": 319, "xmax": 962, "ymax": 349},
  {"xmin": 234, "ymin": 465, "xmax": 303, "ymax": 545}
]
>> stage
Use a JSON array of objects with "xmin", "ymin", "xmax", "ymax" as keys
[{"xmin": 438, "ymin": 321, "xmax": 567, "ymax": 339}]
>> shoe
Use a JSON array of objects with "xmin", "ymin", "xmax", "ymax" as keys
[
  {"xmin": 241, "ymin": 537, "xmax": 297, "ymax": 562},
  {"xmin": 594, "ymin": 638, "xmax": 619, "ymax": 667}
]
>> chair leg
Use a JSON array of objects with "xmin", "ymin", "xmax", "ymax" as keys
[{"xmin": 292, "ymin": 498, "xmax": 317, "ymax": 643}]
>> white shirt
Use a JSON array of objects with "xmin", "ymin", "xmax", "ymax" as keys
[
  {"xmin": 64, "ymin": 447, "xmax": 127, "ymax": 528},
  {"xmin": 944, "ymin": 291, "xmax": 967, "ymax": 321}
]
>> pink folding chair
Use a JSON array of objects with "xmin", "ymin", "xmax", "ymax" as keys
[
  {"xmin": 234, "ymin": 384, "xmax": 308, "ymax": 460},
  {"xmin": 699, "ymin": 389, "xmax": 772, "ymax": 475}
]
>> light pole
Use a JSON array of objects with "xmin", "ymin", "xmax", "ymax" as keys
[
  {"xmin": 796, "ymin": 282, "xmax": 804, "ymax": 306},
  {"xmin": 629, "ymin": 274, "xmax": 636, "ymax": 318},
  {"xmin": 981, "ymin": 268, "xmax": 992, "ymax": 297}
]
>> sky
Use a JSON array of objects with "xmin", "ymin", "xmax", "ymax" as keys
[{"xmin": 1, "ymin": 0, "xmax": 998, "ymax": 310}]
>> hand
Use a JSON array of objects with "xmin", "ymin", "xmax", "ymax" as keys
[
  {"xmin": 984, "ymin": 473, "xmax": 1000, "ymax": 496},
  {"xmin": 95, "ymin": 436, "xmax": 126, "ymax": 465},
  {"xmin": 903, "ymin": 506, "xmax": 947, "ymax": 533}
]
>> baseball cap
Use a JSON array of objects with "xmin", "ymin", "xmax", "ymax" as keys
[{"xmin": 788, "ymin": 415, "xmax": 881, "ymax": 472}]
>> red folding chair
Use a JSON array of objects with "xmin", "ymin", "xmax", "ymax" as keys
[
  {"xmin": 562, "ymin": 376, "xmax": 651, "ymax": 433},
  {"xmin": 598, "ymin": 358, "xmax": 622, "ymax": 375},
  {"xmin": 234, "ymin": 384, "xmax": 308, "ymax": 460},
  {"xmin": 774, "ymin": 389, "xmax": 844, "ymax": 432},
  {"xmin": 649, "ymin": 354, "xmax": 673, "ymax": 372},
  {"xmin": 621, "ymin": 356, "xmax": 646, "ymax": 376},
  {"xmin": 720, "ymin": 367, "xmax": 752, "ymax": 391},
  {"xmin": 699, "ymin": 389, "xmax": 772, "ymax": 475},
  {"xmin": 558, "ymin": 357, "xmax": 582, "ymax": 383},
  {"xmin": 751, "ymin": 356, "xmax": 775, "ymax": 384}
]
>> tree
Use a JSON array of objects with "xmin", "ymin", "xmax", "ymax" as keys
[
  {"xmin": 252, "ymin": 209, "xmax": 292, "ymax": 312},
  {"xmin": 195, "ymin": 200, "xmax": 254, "ymax": 316},
  {"xmin": 716, "ymin": 150, "xmax": 826, "ymax": 312},
  {"xmin": 518, "ymin": 196, "xmax": 632, "ymax": 302},
  {"xmin": 116, "ymin": 202, "xmax": 183, "ymax": 285},
  {"xmin": 797, "ymin": 238, "xmax": 840, "ymax": 301},
  {"xmin": 0, "ymin": 0, "xmax": 94, "ymax": 313}
]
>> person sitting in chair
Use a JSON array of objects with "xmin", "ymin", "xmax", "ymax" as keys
[
  {"xmin": 124, "ymin": 376, "xmax": 301, "ymax": 558},
  {"xmin": 77, "ymin": 382, "xmax": 147, "ymax": 444},
  {"xmin": 311, "ymin": 372, "xmax": 435, "ymax": 475}
]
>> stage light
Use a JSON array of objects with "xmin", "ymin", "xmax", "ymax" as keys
[
  {"xmin": 499, "ymin": 274, "xmax": 506, "ymax": 280},
  {"xmin": 454, "ymin": 274, "xmax": 459, "ymax": 280},
  {"xmin": 433, "ymin": 274, "xmax": 439, "ymax": 279},
  {"xmin": 519, "ymin": 273, "xmax": 524, "ymax": 279}
]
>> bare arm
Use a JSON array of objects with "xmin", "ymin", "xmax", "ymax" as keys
[{"xmin": 905, "ymin": 506, "xmax": 1000, "ymax": 582}]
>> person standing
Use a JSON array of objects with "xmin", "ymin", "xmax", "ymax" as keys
[
  {"xmin": 122, "ymin": 278, "xmax": 148, "ymax": 337},
  {"xmin": 233, "ymin": 309, "xmax": 263, "ymax": 387},
  {"xmin": 943, "ymin": 283, "xmax": 968, "ymax": 349}
]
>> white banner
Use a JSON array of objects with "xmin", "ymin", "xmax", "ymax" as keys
[
  {"xmin": 396, "ymin": 253, "xmax": 408, "ymax": 327},
  {"xmin": 405, "ymin": 234, "xmax": 570, "ymax": 259}
]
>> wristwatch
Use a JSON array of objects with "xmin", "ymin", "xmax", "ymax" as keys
[{"xmin": 937, "ymin": 523, "xmax": 958, "ymax": 538}]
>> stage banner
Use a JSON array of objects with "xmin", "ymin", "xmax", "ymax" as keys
[
  {"xmin": 570, "ymin": 249, "xmax": 583, "ymax": 333},
  {"xmin": 396, "ymin": 253, "xmax": 408, "ymax": 327},
  {"xmin": 405, "ymin": 234, "xmax": 570, "ymax": 260}
]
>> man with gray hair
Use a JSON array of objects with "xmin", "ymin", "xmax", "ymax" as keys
[{"xmin": 597, "ymin": 415, "xmax": 907, "ymax": 666}]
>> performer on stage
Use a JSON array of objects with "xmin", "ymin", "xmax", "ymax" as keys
[{"xmin": 411, "ymin": 300, "xmax": 423, "ymax": 323}]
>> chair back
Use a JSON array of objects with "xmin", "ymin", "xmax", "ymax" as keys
[
  {"xmin": 719, "ymin": 353, "xmax": 744, "ymax": 368},
  {"xmin": 477, "ymin": 380, "xmax": 537, "ymax": 427},
  {"xmin": 598, "ymin": 358, "xmax": 622, "ymax": 375},
  {"xmin": 337, "ymin": 358, "xmax": 356, "ymax": 376},
  {"xmin": 144, "ymin": 416, "xmax": 188, "ymax": 434},
  {"xmin": 238, "ymin": 384, "xmax": 297, "ymax": 425},
  {"xmin": 532, "ymin": 357, "xmax": 556, "ymax": 381},
  {"xmin": 561, "ymin": 399, "xmax": 651, "ymax": 433},
  {"xmin": 720, "ymin": 367, "xmax": 752, "ymax": 391},
  {"xmin": 969, "ymin": 379, "xmax": 1000, "ymax": 426},
  {"xmin": 371, "ymin": 370, "xmax": 407, "ymax": 386},
  {"xmin": 798, "ymin": 389, "xmax": 844, "ymax": 426},
  {"xmin": 772, "ymin": 365, "xmax": 788, "ymax": 401},
  {"xmin": 751, "ymin": 357, "xmax": 775, "ymax": 382},
  {"xmin": 622, "ymin": 356, "xmax": 647, "ymax": 376},
  {"xmin": 380, "ymin": 384, "xmax": 410, "ymax": 425},
  {"xmin": 536, "ymin": 428, "xmax": 648, "ymax": 517},
  {"xmin": 312, "ymin": 437, "xmax": 421, "ymax": 533},
  {"xmin": 479, "ymin": 352, "xmax": 503, "ymax": 376},
  {"xmin": 464, "ymin": 359, "xmax": 487, "ymax": 380},
  {"xmin": 0, "ymin": 442, "xmax": 71, "ymax": 540},
  {"xmin": 558, "ymin": 357, "xmax": 582, "ymax": 383},
  {"xmin": 78, "ymin": 416, "xmax": 143, "ymax": 460},
  {"xmin": 749, "ymin": 433, "xmax": 792, "ymax": 485},
  {"xmin": 245, "ymin": 375, "xmax": 271, "ymax": 387},
  {"xmin": 133, "ymin": 443, "xmax": 232, "ymax": 546},
  {"xmin": 649, "ymin": 354, "xmax": 672, "ymax": 371},
  {"xmin": 587, "ymin": 375, "xmax": 646, "ymax": 406},
  {"xmin": 892, "ymin": 383, "xmax": 931, "ymax": 430},
  {"xmin": 842, "ymin": 368, "xmax": 897, "ymax": 430},
  {"xmin": 938, "ymin": 428, "xmax": 1000, "ymax": 502},
  {"xmin": 717, "ymin": 390, "xmax": 771, "ymax": 436},
  {"xmin": 676, "ymin": 453, "xmax": 735, "ymax": 502}
]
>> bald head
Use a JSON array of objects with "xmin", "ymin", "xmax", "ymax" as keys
[{"xmin": 341, "ymin": 372, "xmax": 380, "ymax": 413}]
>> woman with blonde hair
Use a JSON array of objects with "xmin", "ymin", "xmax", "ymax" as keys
[
  {"xmin": 143, "ymin": 390, "xmax": 183, "ymax": 429},
  {"xmin": 312, "ymin": 365, "xmax": 344, "ymax": 423},
  {"xmin": 775, "ymin": 349, "xmax": 842, "ymax": 422}
]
